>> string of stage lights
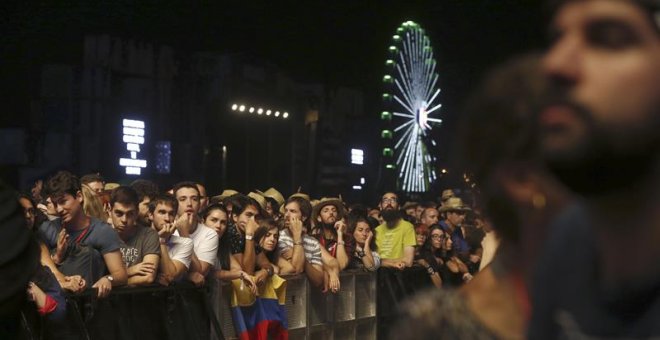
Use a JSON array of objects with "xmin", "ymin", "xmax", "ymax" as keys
[{"xmin": 230, "ymin": 103, "xmax": 289, "ymax": 119}]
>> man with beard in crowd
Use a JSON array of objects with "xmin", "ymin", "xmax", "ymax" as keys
[
  {"xmin": 375, "ymin": 192, "xmax": 416, "ymax": 269},
  {"xmin": 130, "ymin": 179, "xmax": 159, "ymax": 227},
  {"xmin": 529, "ymin": 0, "xmax": 660, "ymax": 337},
  {"xmin": 311, "ymin": 198, "xmax": 354, "ymax": 270}
]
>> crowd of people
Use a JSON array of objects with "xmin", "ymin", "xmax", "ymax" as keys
[
  {"xmin": 17, "ymin": 169, "xmax": 493, "ymax": 323},
  {"xmin": 3, "ymin": 0, "xmax": 659, "ymax": 339}
]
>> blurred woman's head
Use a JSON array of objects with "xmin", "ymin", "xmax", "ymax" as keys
[
  {"xmin": 415, "ymin": 223, "xmax": 429, "ymax": 247},
  {"xmin": 459, "ymin": 53, "xmax": 570, "ymax": 246},
  {"xmin": 347, "ymin": 214, "xmax": 378, "ymax": 251},
  {"xmin": 81, "ymin": 184, "xmax": 108, "ymax": 221}
]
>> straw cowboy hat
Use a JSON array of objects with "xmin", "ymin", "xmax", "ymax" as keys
[
  {"xmin": 211, "ymin": 189, "xmax": 239, "ymax": 203},
  {"xmin": 279, "ymin": 190, "xmax": 311, "ymax": 214},
  {"xmin": 441, "ymin": 189, "xmax": 455, "ymax": 202},
  {"xmin": 438, "ymin": 197, "xmax": 471, "ymax": 213},
  {"xmin": 311, "ymin": 197, "xmax": 346, "ymax": 223},
  {"xmin": 256, "ymin": 187, "xmax": 285, "ymax": 207},
  {"xmin": 402, "ymin": 201, "xmax": 419, "ymax": 210},
  {"xmin": 247, "ymin": 192, "xmax": 267, "ymax": 211},
  {"xmin": 104, "ymin": 183, "xmax": 120, "ymax": 191}
]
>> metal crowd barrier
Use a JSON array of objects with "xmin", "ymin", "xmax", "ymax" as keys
[
  {"xmin": 21, "ymin": 268, "xmax": 431, "ymax": 340},
  {"xmin": 210, "ymin": 270, "xmax": 379, "ymax": 340}
]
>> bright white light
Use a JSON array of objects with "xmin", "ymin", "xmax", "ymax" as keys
[
  {"xmin": 274, "ymin": 111, "xmax": 280, "ymax": 117},
  {"xmin": 123, "ymin": 119, "xmax": 144, "ymax": 129},
  {"xmin": 257, "ymin": 108, "xmax": 263, "ymax": 114},
  {"xmin": 249, "ymin": 107, "xmax": 255, "ymax": 113},
  {"xmin": 266, "ymin": 110, "xmax": 272, "ymax": 115},
  {"xmin": 360, "ymin": 177, "xmax": 365, "ymax": 184},
  {"xmin": 125, "ymin": 167, "xmax": 141, "ymax": 175},
  {"xmin": 119, "ymin": 158, "xmax": 147, "ymax": 168},
  {"xmin": 351, "ymin": 149, "xmax": 364, "ymax": 165},
  {"xmin": 231, "ymin": 104, "xmax": 238, "ymax": 111},
  {"xmin": 352, "ymin": 185, "xmax": 362, "ymax": 190},
  {"xmin": 127, "ymin": 143, "xmax": 140, "ymax": 152},
  {"xmin": 123, "ymin": 127, "xmax": 144, "ymax": 137},
  {"xmin": 282, "ymin": 112, "xmax": 289, "ymax": 119},
  {"xmin": 123, "ymin": 135, "xmax": 145, "ymax": 144},
  {"xmin": 130, "ymin": 151, "xmax": 137, "ymax": 159},
  {"xmin": 239, "ymin": 105, "xmax": 245, "ymax": 112}
]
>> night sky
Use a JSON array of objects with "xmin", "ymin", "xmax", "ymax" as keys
[{"xmin": 2, "ymin": 1, "xmax": 547, "ymax": 125}]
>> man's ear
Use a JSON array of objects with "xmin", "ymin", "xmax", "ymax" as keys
[{"xmin": 76, "ymin": 190, "xmax": 84, "ymax": 204}]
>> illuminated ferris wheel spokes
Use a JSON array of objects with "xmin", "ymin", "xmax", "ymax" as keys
[{"xmin": 382, "ymin": 20, "xmax": 443, "ymax": 192}]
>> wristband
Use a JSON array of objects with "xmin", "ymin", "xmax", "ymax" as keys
[
  {"xmin": 245, "ymin": 234, "xmax": 253, "ymax": 241},
  {"xmin": 425, "ymin": 265, "xmax": 435, "ymax": 275},
  {"xmin": 293, "ymin": 240, "xmax": 303, "ymax": 246},
  {"xmin": 337, "ymin": 241, "xmax": 345, "ymax": 246}
]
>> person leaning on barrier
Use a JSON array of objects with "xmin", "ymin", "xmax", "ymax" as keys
[
  {"xmin": 310, "ymin": 197, "xmax": 354, "ymax": 271},
  {"xmin": 277, "ymin": 196, "xmax": 330, "ymax": 289},
  {"xmin": 172, "ymin": 181, "xmax": 219, "ymax": 287},
  {"xmin": 18, "ymin": 193, "xmax": 87, "ymax": 294},
  {"xmin": 226, "ymin": 194, "xmax": 276, "ymax": 286},
  {"xmin": 110, "ymin": 186, "xmax": 160, "ymax": 286},
  {"xmin": 345, "ymin": 213, "xmax": 381, "ymax": 271},
  {"xmin": 148, "ymin": 194, "xmax": 193, "ymax": 285},
  {"xmin": 374, "ymin": 191, "xmax": 416, "ymax": 270},
  {"xmin": 38, "ymin": 171, "xmax": 127, "ymax": 298}
]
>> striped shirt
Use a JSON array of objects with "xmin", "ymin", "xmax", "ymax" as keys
[{"xmin": 278, "ymin": 230, "xmax": 323, "ymax": 266}]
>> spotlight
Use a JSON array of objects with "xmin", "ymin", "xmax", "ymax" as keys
[
  {"xmin": 249, "ymin": 107, "xmax": 255, "ymax": 113},
  {"xmin": 282, "ymin": 112, "xmax": 289, "ymax": 119},
  {"xmin": 239, "ymin": 105, "xmax": 245, "ymax": 112},
  {"xmin": 266, "ymin": 110, "xmax": 272, "ymax": 116},
  {"xmin": 274, "ymin": 111, "xmax": 280, "ymax": 117},
  {"xmin": 257, "ymin": 108, "xmax": 263, "ymax": 114},
  {"xmin": 231, "ymin": 104, "xmax": 238, "ymax": 111}
]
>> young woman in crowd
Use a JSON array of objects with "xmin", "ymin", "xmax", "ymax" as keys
[
  {"xmin": 417, "ymin": 225, "xmax": 471, "ymax": 288},
  {"xmin": 253, "ymin": 218, "xmax": 280, "ymax": 266},
  {"xmin": 207, "ymin": 202, "xmax": 257, "ymax": 294},
  {"xmin": 346, "ymin": 214, "xmax": 380, "ymax": 271}
]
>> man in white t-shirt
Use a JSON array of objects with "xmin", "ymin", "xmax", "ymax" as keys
[
  {"xmin": 148, "ymin": 194, "xmax": 194, "ymax": 285},
  {"xmin": 172, "ymin": 182, "xmax": 219, "ymax": 286}
]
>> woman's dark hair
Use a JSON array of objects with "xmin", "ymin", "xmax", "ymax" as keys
[
  {"xmin": 17, "ymin": 192, "xmax": 47, "ymax": 229},
  {"xmin": 254, "ymin": 218, "xmax": 280, "ymax": 263},
  {"xmin": 419, "ymin": 224, "xmax": 450, "ymax": 272},
  {"xmin": 201, "ymin": 203, "xmax": 227, "ymax": 221},
  {"xmin": 346, "ymin": 213, "xmax": 377, "ymax": 251}
]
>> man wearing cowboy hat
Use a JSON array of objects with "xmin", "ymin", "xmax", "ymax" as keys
[
  {"xmin": 439, "ymin": 197, "xmax": 471, "ymax": 259},
  {"xmin": 374, "ymin": 191, "xmax": 416, "ymax": 269},
  {"xmin": 311, "ymin": 197, "xmax": 354, "ymax": 270}
]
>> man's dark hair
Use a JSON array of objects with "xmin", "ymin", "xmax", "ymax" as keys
[
  {"xmin": 285, "ymin": 196, "xmax": 312, "ymax": 229},
  {"xmin": 43, "ymin": 171, "xmax": 81, "ymax": 198},
  {"xmin": 80, "ymin": 173, "xmax": 104, "ymax": 185},
  {"xmin": 130, "ymin": 179, "xmax": 160, "ymax": 203},
  {"xmin": 201, "ymin": 203, "xmax": 228, "ymax": 221},
  {"xmin": 148, "ymin": 194, "xmax": 178, "ymax": 213},
  {"xmin": 172, "ymin": 181, "xmax": 200, "ymax": 197},
  {"xmin": 546, "ymin": 0, "xmax": 660, "ymax": 33},
  {"xmin": 110, "ymin": 186, "xmax": 139, "ymax": 209},
  {"xmin": 230, "ymin": 194, "xmax": 262, "ymax": 218}
]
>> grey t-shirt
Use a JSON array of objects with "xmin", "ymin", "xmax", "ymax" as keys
[
  {"xmin": 38, "ymin": 217, "xmax": 122, "ymax": 255},
  {"xmin": 120, "ymin": 226, "xmax": 160, "ymax": 268}
]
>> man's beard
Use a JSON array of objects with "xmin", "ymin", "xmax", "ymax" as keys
[
  {"xmin": 540, "ymin": 98, "xmax": 660, "ymax": 197},
  {"xmin": 381, "ymin": 209, "xmax": 401, "ymax": 225}
]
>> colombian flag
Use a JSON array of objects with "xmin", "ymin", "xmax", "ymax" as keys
[{"xmin": 230, "ymin": 274, "xmax": 288, "ymax": 340}]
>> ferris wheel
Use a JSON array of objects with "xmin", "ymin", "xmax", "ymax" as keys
[{"xmin": 381, "ymin": 20, "xmax": 442, "ymax": 193}]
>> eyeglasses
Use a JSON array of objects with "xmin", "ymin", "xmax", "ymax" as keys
[{"xmin": 381, "ymin": 197, "xmax": 397, "ymax": 203}]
